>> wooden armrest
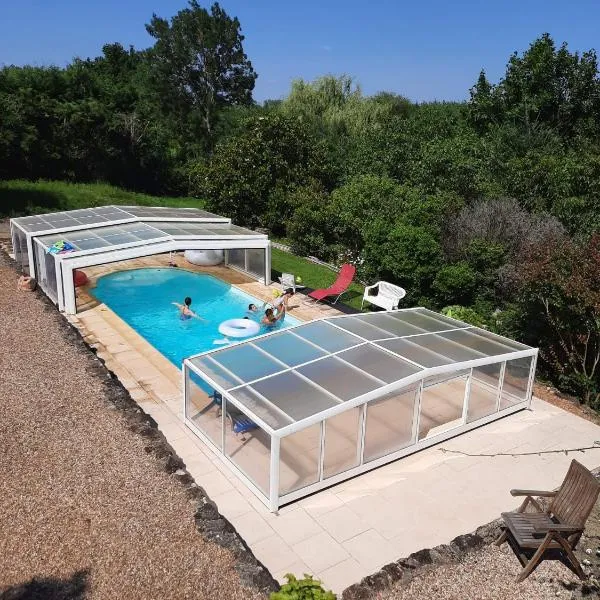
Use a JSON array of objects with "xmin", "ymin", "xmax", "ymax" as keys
[
  {"xmin": 510, "ymin": 489, "xmax": 557, "ymax": 497},
  {"xmin": 533, "ymin": 523, "xmax": 582, "ymax": 534}
]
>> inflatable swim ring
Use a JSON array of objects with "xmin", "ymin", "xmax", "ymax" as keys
[
  {"xmin": 184, "ymin": 249, "xmax": 224, "ymax": 266},
  {"xmin": 218, "ymin": 318, "xmax": 260, "ymax": 338}
]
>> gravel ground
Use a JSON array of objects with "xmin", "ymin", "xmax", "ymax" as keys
[
  {"xmin": 0, "ymin": 252, "xmax": 267, "ymax": 599},
  {"xmin": 374, "ymin": 544, "xmax": 594, "ymax": 600},
  {"xmin": 373, "ymin": 496, "xmax": 600, "ymax": 600}
]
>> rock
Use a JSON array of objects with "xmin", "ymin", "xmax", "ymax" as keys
[
  {"xmin": 174, "ymin": 469, "xmax": 186, "ymax": 476},
  {"xmin": 583, "ymin": 559, "xmax": 592, "ymax": 566}
]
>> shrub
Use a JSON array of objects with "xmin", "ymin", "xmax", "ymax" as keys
[
  {"xmin": 432, "ymin": 262, "xmax": 478, "ymax": 306},
  {"xmin": 270, "ymin": 574, "xmax": 336, "ymax": 600},
  {"xmin": 363, "ymin": 221, "xmax": 443, "ymax": 300},
  {"xmin": 514, "ymin": 234, "xmax": 600, "ymax": 407},
  {"xmin": 442, "ymin": 305, "xmax": 491, "ymax": 329}
]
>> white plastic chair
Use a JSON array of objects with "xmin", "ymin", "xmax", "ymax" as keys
[
  {"xmin": 278, "ymin": 272, "xmax": 305, "ymax": 293},
  {"xmin": 361, "ymin": 281, "xmax": 406, "ymax": 311}
]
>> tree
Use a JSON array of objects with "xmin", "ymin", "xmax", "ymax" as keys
[
  {"xmin": 146, "ymin": 1, "xmax": 257, "ymax": 143},
  {"xmin": 515, "ymin": 234, "xmax": 600, "ymax": 407},
  {"xmin": 469, "ymin": 34, "xmax": 600, "ymax": 139},
  {"xmin": 189, "ymin": 114, "xmax": 333, "ymax": 228}
]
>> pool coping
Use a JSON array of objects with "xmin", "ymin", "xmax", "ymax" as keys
[{"xmin": 1, "ymin": 248, "xmax": 279, "ymax": 596}]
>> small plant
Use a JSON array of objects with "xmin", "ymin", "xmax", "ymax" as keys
[{"xmin": 270, "ymin": 574, "xmax": 337, "ymax": 600}]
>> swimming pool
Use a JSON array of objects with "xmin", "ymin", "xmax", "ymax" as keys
[{"xmin": 91, "ymin": 268, "xmax": 301, "ymax": 367}]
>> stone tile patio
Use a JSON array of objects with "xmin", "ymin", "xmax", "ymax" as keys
[{"xmin": 67, "ymin": 257, "xmax": 600, "ymax": 595}]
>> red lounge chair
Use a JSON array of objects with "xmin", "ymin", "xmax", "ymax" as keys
[{"xmin": 308, "ymin": 264, "xmax": 356, "ymax": 304}]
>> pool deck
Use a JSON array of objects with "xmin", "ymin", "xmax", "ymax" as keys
[{"xmin": 69, "ymin": 255, "xmax": 600, "ymax": 595}]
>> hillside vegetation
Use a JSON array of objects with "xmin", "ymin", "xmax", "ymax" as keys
[
  {"xmin": 0, "ymin": 180, "xmax": 203, "ymax": 216},
  {"xmin": 1, "ymin": 2, "xmax": 600, "ymax": 408}
]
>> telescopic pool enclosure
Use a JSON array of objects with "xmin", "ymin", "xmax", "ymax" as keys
[
  {"xmin": 184, "ymin": 308, "xmax": 538, "ymax": 511},
  {"xmin": 10, "ymin": 206, "xmax": 271, "ymax": 314}
]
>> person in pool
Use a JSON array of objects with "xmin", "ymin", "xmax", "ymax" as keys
[
  {"xmin": 262, "ymin": 305, "xmax": 286, "ymax": 328},
  {"xmin": 247, "ymin": 302, "xmax": 266, "ymax": 313},
  {"xmin": 273, "ymin": 288, "xmax": 295, "ymax": 312},
  {"xmin": 172, "ymin": 297, "xmax": 204, "ymax": 321}
]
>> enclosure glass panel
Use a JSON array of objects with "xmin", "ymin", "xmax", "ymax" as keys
[
  {"xmin": 293, "ymin": 321, "xmax": 364, "ymax": 353},
  {"xmin": 246, "ymin": 248, "xmax": 265, "ymax": 277},
  {"xmin": 357, "ymin": 313, "xmax": 425, "ymax": 337},
  {"xmin": 253, "ymin": 332, "xmax": 326, "ymax": 367},
  {"xmin": 364, "ymin": 385, "xmax": 418, "ymax": 462},
  {"xmin": 34, "ymin": 242, "xmax": 48, "ymax": 290},
  {"xmin": 323, "ymin": 407, "xmax": 361, "ymax": 478},
  {"xmin": 211, "ymin": 345, "xmax": 282, "ymax": 384},
  {"xmin": 185, "ymin": 367, "xmax": 223, "ymax": 450},
  {"xmin": 378, "ymin": 338, "xmax": 454, "ymax": 368},
  {"xmin": 225, "ymin": 405, "xmax": 271, "ymax": 496},
  {"xmin": 44, "ymin": 252, "xmax": 58, "ymax": 302},
  {"xmin": 418, "ymin": 373, "xmax": 467, "ymax": 439},
  {"xmin": 408, "ymin": 333, "xmax": 486, "ymax": 362},
  {"xmin": 280, "ymin": 424, "xmax": 321, "ymax": 494},
  {"xmin": 229, "ymin": 386, "xmax": 293, "ymax": 430},
  {"xmin": 251, "ymin": 371, "xmax": 339, "ymax": 421},
  {"xmin": 391, "ymin": 309, "xmax": 464, "ymax": 333},
  {"xmin": 330, "ymin": 315, "xmax": 397, "ymax": 340},
  {"xmin": 438, "ymin": 329, "xmax": 518, "ymax": 357},
  {"xmin": 191, "ymin": 356, "xmax": 243, "ymax": 389},
  {"xmin": 228, "ymin": 248, "xmax": 245, "ymax": 270},
  {"xmin": 297, "ymin": 356, "xmax": 380, "ymax": 401},
  {"xmin": 337, "ymin": 345, "xmax": 422, "ymax": 383},
  {"xmin": 467, "ymin": 363, "xmax": 502, "ymax": 423},
  {"xmin": 74, "ymin": 237, "xmax": 112, "ymax": 250},
  {"xmin": 500, "ymin": 356, "xmax": 533, "ymax": 409}
]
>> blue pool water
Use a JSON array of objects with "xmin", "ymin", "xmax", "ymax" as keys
[{"xmin": 92, "ymin": 268, "xmax": 300, "ymax": 367}]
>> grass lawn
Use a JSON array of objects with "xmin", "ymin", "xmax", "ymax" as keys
[
  {"xmin": 0, "ymin": 180, "xmax": 204, "ymax": 217},
  {"xmin": 270, "ymin": 247, "xmax": 365, "ymax": 311}
]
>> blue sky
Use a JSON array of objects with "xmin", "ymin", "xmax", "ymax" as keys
[{"xmin": 1, "ymin": 0, "xmax": 599, "ymax": 102}]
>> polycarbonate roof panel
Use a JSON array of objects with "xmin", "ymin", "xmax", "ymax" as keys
[
  {"xmin": 328, "ymin": 315, "xmax": 398, "ymax": 340},
  {"xmin": 336, "ymin": 345, "xmax": 422, "ymax": 383},
  {"xmin": 438, "ymin": 329, "xmax": 526, "ymax": 356},
  {"xmin": 122, "ymin": 206, "xmax": 223, "ymax": 219},
  {"xmin": 297, "ymin": 356, "xmax": 381, "ymax": 400},
  {"xmin": 37, "ymin": 222, "xmax": 169, "ymax": 252},
  {"xmin": 293, "ymin": 321, "xmax": 364, "ymax": 353},
  {"xmin": 229, "ymin": 386, "xmax": 293, "ymax": 430},
  {"xmin": 192, "ymin": 357, "xmax": 242, "ymax": 390},
  {"xmin": 140, "ymin": 221, "xmax": 262, "ymax": 237},
  {"xmin": 209, "ymin": 345, "xmax": 282, "ymax": 386},
  {"xmin": 13, "ymin": 206, "xmax": 134, "ymax": 233},
  {"xmin": 187, "ymin": 308, "xmax": 535, "ymax": 432},
  {"xmin": 251, "ymin": 371, "xmax": 340, "ymax": 421},
  {"xmin": 377, "ymin": 338, "xmax": 455, "ymax": 368},
  {"xmin": 388, "ymin": 308, "xmax": 467, "ymax": 333},
  {"xmin": 253, "ymin": 331, "xmax": 327, "ymax": 367}
]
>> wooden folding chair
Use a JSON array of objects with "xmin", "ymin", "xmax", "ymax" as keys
[{"xmin": 495, "ymin": 459, "xmax": 600, "ymax": 582}]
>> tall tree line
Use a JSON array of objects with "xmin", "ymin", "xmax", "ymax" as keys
[
  {"xmin": 2, "ymin": 8, "xmax": 600, "ymax": 407},
  {"xmin": 0, "ymin": 1, "xmax": 256, "ymax": 193}
]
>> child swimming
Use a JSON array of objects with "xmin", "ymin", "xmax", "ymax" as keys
[{"xmin": 172, "ymin": 297, "xmax": 204, "ymax": 321}]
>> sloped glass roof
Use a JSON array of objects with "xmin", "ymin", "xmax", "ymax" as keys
[
  {"xmin": 35, "ymin": 220, "xmax": 265, "ymax": 256},
  {"xmin": 11, "ymin": 205, "xmax": 227, "ymax": 234},
  {"xmin": 188, "ymin": 308, "xmax": 533, "ymax": 432}
]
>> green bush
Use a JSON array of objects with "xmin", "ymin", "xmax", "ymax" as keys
[
  {"xmin": 270, "ymin": 574, "xmax": 336, "ymax": 600},
  {"xmin": 442, "ymin": 305, "xmax": 491, "ymax": 329},
  {"xmin": 432, "ymin": 262, "xmax": 478, "ymax": 305}
]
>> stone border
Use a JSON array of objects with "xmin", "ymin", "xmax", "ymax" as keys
[
  {"xmin": 341, "ymin": 520, "xmax": 503, "ymax": 599},
  {"xmin": 1, "ymin": 251, "xmax": 279, "ymax": 596},
  {"xmin": 342, "ymin": 467, "xmax": 600, "ymax": 599}
]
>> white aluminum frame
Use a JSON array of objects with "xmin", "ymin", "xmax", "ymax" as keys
[
  {"xmin": 10, "ymin": 206, "xmax": 271, "ymax": 314},
  {"xmin": 10, "ymin": 205, "xmax": 230, "ymax": 279},
  {"xmin": 183, "ymin": 308, "xmax": 538, "ymax": 512}
]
